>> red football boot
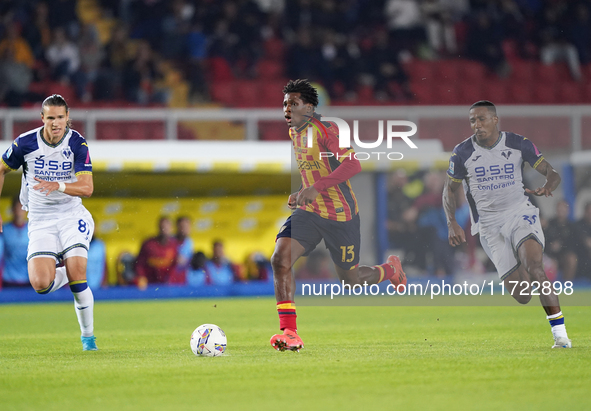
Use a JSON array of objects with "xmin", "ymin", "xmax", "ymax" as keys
[
  {"xmin": 387, "ymin": 255, "xmax": 407, "ymax": 287},
  {"xmin": 270, "ymin": 329, "xmax": 304, "ymax": 352}
]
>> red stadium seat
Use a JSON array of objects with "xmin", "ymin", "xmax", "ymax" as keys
[
  {"xmin": 510, "ymin": 60, "xmax": 535, "ymax": 82},
  {"xmin": 433, "ymin": 60, "xmax": 462, "ymax": 83},
  {"xmin": 557, "ymin": 82, "xmax": 584, "ymax": 104},
  {"xmin": 581, "ymin": 83, "xmax": 591, "ymax": 103},
  {"xmin": 260, "ymin": 80, "xmax": 287, "ymax": 108},
  {"xmin": 234, "ymin": 81, "xmax": 259, "ymax": 108},
  {"xmin": 404, "ymin": 60, "xmax": 435, "ymax": 82},
  {"xmin": 535, "ymin": 64, "xmax": 561, "ymax": 83},
  {"xmin": 210, "ymin": 82, "xmax": 236, "ymax": 107},
  {"xmin": 356, "ymin": 85, "xmax": 375, "ymax": 105},
  {"xmin": 257, "ymin": 59, "xmax": 284, "ymax": 79},
  {"xmin": 508, "ymin": 81, "xmax": 534, "ymax": 104},
  {"xmin": 264, "ymin": 38, "xmax": 285, "ymax": 60},
  {"xmin": 533, "ymin": 83, "xmax": 558, "ymax": 104},
  {"xmin": 459, "ymin": 60, "xmax": 487, "ymax": 83},
  {"xmin": 458, "ymin": 82, "xmax": 484, "ymax": 105},
  {"xmin": 481, "ymin": 81, "xmax": 509, "ymax": 105},
  {"xmin": 410, "ymin": 81, "xmax": 436, "ymax": 105},
  {"xmin": 435, "ymin": 83, "xmax": 461, "ymax": 105},
  {"xmin": 208, "ymin": 57, "xmax": 234, "ymax": 82},
  {"xmin": 502, "ymin": 40, "xmax": 519, "ymax": 62},
  {"xmin": 45, "ymin": 82, "xmax": 75, "ymax": 104}
]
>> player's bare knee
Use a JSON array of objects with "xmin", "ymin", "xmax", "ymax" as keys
[
  {"xmin": 525, "ymin": 264, "xmax": 547, "ymax": 283},
  {"xmin": 271, "ymin": 251, "xmax": 290, "ymax": 274},
  {"xmin": 29, "ymin": 274, "xmax": 54, "ymax": 291},
  {"xmin": 341, "ymin": 277, "xmax": 359, "ymax": 286},
  {"xmin": 511, "ymin": 292, "xmax": 532, "ymax": 304}
]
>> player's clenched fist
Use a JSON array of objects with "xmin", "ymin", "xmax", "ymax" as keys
[
  {"xmin": 287, "ymin": 192, "xmax": 298, "ymax": 209},
  {"xmin": 296, "ymin": 186, "xmax": 319, "ymax": 206},
  {"xmin": 447, "ymin": 220, "xmax": 466, "ymax": 247}
]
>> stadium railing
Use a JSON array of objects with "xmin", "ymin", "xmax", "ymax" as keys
[{"xmin": 2, "ymin": 106, "xmax": 591, "ymax": 152}]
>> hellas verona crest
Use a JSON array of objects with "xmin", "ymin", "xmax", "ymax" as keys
[{"xmin": 62, "ymin": 147, "xmax": 72, "ymax": 159}]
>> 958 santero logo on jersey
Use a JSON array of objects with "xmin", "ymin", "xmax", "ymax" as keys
[
  {"xmin": 34, "ymin": 155, "xmax": 72, "ymax": 180},
  {"xmin": 475, "ymin": 163, "xmax": 516, "ymax": 190}
]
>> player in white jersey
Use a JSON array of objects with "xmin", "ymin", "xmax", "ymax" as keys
[
  {"xmin": 0, "ymin": 94, "xmax": 98, "ymax": 351},
  {"xmin": 443, "ymin": 100, "xmax": 571, "ymax": 349}
]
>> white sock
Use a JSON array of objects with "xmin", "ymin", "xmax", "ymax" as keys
[
  {"xmin": 51, "ymin": 267, "xmax": 69, "ymax": 292},
  {"xmin": 36, "ymin": 267, "xmax": 69, "ymax": 294},
  {"xmin": 547, "ymin": 311, "xmax": 568, "ymax": 340},
  {"xmin": 71, "ymin": 283, "xmax": 94, "ymax": 337}
]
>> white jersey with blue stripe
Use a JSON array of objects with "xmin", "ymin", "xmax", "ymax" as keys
[
  {"xmin": 447, "ymin": 131, "xmax": 544, "ymax": 236},
  {"xmin": 1, "ymin": 127, "xmax": 93, "ymax": 221}
]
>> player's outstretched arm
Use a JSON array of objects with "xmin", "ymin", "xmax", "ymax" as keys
[
  {"xmin": 525, "ymin": 159, "xmax": 561, "ymax": 197},
  {"xmin": 0, "ymin": 162, "xmax": 12, "ymax": 232},
  {"xmin": 33, "ymin": 173, "xmax": 94, "ymax": 197},
  {"xmin": 443, "ymin": 176, "xmax": 466, "ymax": 246}
]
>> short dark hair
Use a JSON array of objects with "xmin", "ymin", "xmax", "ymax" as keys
[
  {"xmin": 283, "ymin": 79, "xmax": 319, "ymax": 107},
  {"xmin": 176, "ymin": 215, "xmax": 190, "ymax": 225},
  {"xmin": 470, "ymin": 100, "xmax": 497, "ymax": 115}
]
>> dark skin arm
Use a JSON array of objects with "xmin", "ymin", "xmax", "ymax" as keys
[
  {"xmin": 525, "ymin": 159, "xmax": 561, "ymax": 197},
  {"xmin": 443, "ymin": 177, "xmax": 466, "ymax": 247}
]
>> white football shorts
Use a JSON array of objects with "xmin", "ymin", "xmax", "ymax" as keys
[
  {"xmin": 27, "ymin": 205, "xmax": 94, "ymax": 261},
  {"xmin": 479, "ymin": 205, "xmax": 545, "ymax": 280}
]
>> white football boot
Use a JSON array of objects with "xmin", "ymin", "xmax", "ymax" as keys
[{"xmin": 551, "ymin": 337, "xmax": 572, "ymax": 348}]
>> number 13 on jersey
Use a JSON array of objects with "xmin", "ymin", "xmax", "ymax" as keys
[{"xmin": 340, "ymin": 245, "xmax": 355, "ymax": 263}]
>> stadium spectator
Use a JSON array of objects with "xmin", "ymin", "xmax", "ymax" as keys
[
  {"xmin": 545, "ymin": 200, "xmax": 579, "ymax": 281},
  {"xmin": 286, "ymin": 27, "xmax": 320, "ymax": 82},
  {"xmin": 185, "ymin": 21, "xmax": 208, "ymax": 101},
  {"xmin": 497, "ymin": 0, "xmax": 531, "ymax": 59},
  {"xmin": 77, "ymin": 23, "xmax": 104, "ymax": 101},
  {"xmin": 243, "ymin": 251, "xmax": 271, "ymax": 281},
  {"xmin": 415, "ymin": 171, "xmax": 469, "ymax": 276},
  {"xmin": 576, "ymin": 202, "xmax": 591, "ymax": 280},
  {"xmin": 421, "ymin": 0, "xmax": 465, "ymax": 56},
  {"xmin": 45, "ymin": 27, "xmax": 81, "ymax": 84},
  {"xmin": 135, "ymin": 216, "xmax": 179, "ymax": 287},
  {"xmin": 22, "ymin": 1, "xmax": 52, "ymax": 61},
  {"xmin": 568, "ymin": 3, "xmax": 591, "ymax": 65},
  {"xmin": 170, "ymin": 215, "xmax": 193, "ymax": 284},
  {"xmin": 48, "ymin": 0, "xmax": 79, "ymax": 38},
  {"xmin": 384, "ymin": 0, "xmax": 426, "ymax": 53},
  {"xmin": 1, "ymin": 197, "xmax": 29, "ymax": 288},
  {"xmin": 96, "ymin": 24, "xmax": 131, "ymax": 100},
  {"xmin": 537, "ymin": 2, "xmax": 583, "ymax": 81},
  {"xmin": 0, "ymin": 39, "xmax": 34, "ymax": 107},
  {"xmin": 295, "ymin": 250, "xmax": 333, "ymax": 280},
  {"xmin": 386, "ymin": 169, "xmax": 418, "ymax": 257},
  {"xmin": 122, "ymin": 40, "xmax": 168, "ymax": 104},
  {"xmin": 128, "ymin": 0, "xmax": 167, "ymax": 49},
  {"xmin": 160, "ymin": 0, "xmax": 194, "ymax": 60},
  {"xmin": 205, "ymin": 240, "xmax": 237, "ymax": 286},
  {"xmin": 0, "ymin": 21, "xmax": 35, "ymax": 70},
  {"xmin": 186, "ymin": 251, "xmax": 207, "ymax": 287},
  {"xmin": 86, "ymin": 235, "xmax": 107, "ymax": 289},
  {"xmin": 364, "ymin": 29, "xmax": 413, "ymax": 100},
  {"xmin": 465, "ymin": 11, "xmax": 510, "ymax": 77}
]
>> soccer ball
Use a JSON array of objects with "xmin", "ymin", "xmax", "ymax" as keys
[{"xmin": 190, "ymin": 324, "xmax": 227, "ymax": 357}]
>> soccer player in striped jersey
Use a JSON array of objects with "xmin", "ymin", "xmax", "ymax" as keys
[
  {"xmin": 0, "ymin": 94, "xmax": 98, "ymax": 351},
  {"xmin": 444, "ymin": 100, "xmax": 571, "ymax": 348},
  {"xmin": 270, "ymin": 79, "xmax": 407, "ymax": 352}
]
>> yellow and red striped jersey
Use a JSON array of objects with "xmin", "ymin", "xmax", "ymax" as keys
[{"xmin": 289, "ymin": 113, "xmax": 359, "ymax": 222}]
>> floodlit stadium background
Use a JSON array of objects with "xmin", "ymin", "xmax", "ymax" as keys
[{"xmin": 1, "ymin": 0, "xmax": 591, "ymax": 290}]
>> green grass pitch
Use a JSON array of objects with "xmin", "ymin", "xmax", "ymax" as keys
[{"xmin": 1, "ymin": 297, "xmax": 590, "ymax": 411}]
